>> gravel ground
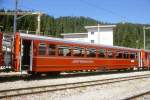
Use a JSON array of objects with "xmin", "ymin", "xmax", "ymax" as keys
[
  {"xmin": 4, "ymin": 74, "xmax": 150, "ymax": 100},
  {"xmin": 0, "ymin": 71, "xmax": 150, "ymax": 91}
]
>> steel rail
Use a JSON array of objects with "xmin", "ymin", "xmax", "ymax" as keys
[
  {"xmin": 0, "ymin": 74, "xmax": 150, "ymax": 99},
  {"xmin": 123, "ymin": 91, "xmax": 150, "ymax": 100}
]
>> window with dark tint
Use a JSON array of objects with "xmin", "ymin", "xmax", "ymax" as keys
[
  {"xmin": 91, "ymin": 32, "xmax": 94, "ymax": 35},
  {"xmin": 130, "ymin": 52, "xmax": 135, "ymax": 59},
  {"xmin": 98, "ymin": 49, "xmax": 106, "ymax": 58},
  {"xmin": 86, "ymin": 48, "xmax": 96, "ymax": 57},
  {"xmin": 135, "ymin": 53, "xmax": 138, "ymax": 59},
  {"xmin": 148, "ymin": 54, "xmax": 150, "ymax": 60},
  {"xmin": 107, "ymin": 50, "xmax": 113, "ymax": 58},
  {"xmin": 91, "ymin": 40, "xmax": 94, "ymax": 43},
  {"xmin": 123, "ymin": 52, "xmax": 129, "ymax": 59},
  {"xmin": 58, "ymin": 46, "xmax": 71, "ymax": 56},
  {"xmin": 73, "ymin": 47, "xmax": 85, "ymax": 57},
  {"xmin": 39, "ymin": 43, "xmax": 46, "ymax": 55},
  {"xmin": 116, "ymin": 51, "xmax": 123, "ymax": 58},
  {"xmin": 48, "ymin": 44, "xmax": 56, "ymax": 56}
]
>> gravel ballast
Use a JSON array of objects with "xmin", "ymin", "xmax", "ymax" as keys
[
  {"xmin": 0, "ymin": 71, "xmax": 150, "ymax": 91},
  {"xmin": 1, "ymin": 71, "xmax": 150, "ymax": 100},
  {"xmin": 6, "ymin": 72, "xmax": 150, "ymax": 100}
]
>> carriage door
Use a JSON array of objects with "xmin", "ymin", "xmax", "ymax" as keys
[
  {"xmin": 146, "ymin": 52, "xmax": 149, "ymax": 68},
  {"xmin": 145, "ymin": 53, "xmax": 148, "ymax": 67},
  {"xmin": 0, "ymin": 32, "xmax": 3, "ymax": 66},
  {"xmin": 138, "ymin": 51, "xmax": 141, "ymax": 68},
  {"xmin": 140, "ymin": 50, "xmax": 145, "ymax": 68},
  {"xmin": 148, "ymin": 53, "xmax": 150, "ymax": 68},
  {"xmin": 29, "ymin": 40, "xmax": 33, "ymax": 71},
  {"xmin": 21, "ymin": 39, "xmax": 33, "ymax": 72},
  {"xmin": 143, "ymin": 52, "xmax": 148, "ymax": 67}
]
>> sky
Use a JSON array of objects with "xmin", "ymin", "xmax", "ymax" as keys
[{"xmin": 0, "ymin": 0, "xmax": 150, "ymax": 24}]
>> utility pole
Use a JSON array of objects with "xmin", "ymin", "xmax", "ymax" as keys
[
  {"xmin": 0, "ymin": 11, "xmax": 42, "ymax": 35},
  {"xmin": 0, "ymin": 26, "xmax": 3, "ymax": 32},
  {"xmin": 143, "ymin": 26, "xmax": 150, "ymax": 50},
  {"xmin": 13, "ymin": 0, "xmax": 18, "ymax": 34},
  {"xmin": 143, "ymin": 26, "xmax": 145, "ymax": 50},
  {"xmin": 1, "ymin": 0, "xmax": 42, "ymax": 35},
  {"xmin": 98, "ymin": 24, "xmax": 100, "ymax": 44},
  {"xmin": 36, "ymin": 13, "xmax": 41, "ymax": 35}
]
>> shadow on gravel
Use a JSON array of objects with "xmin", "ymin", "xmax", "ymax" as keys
[{"xmin": 0, "ymin": 70, "xmax": 147, "ymax": 83}]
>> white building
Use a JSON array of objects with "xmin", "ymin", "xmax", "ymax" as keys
[{"xmin": 61, "ymin": 25, "xmax": 116, "ymax": 46}]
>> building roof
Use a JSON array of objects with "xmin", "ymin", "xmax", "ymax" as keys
[
  {"xmin": 61, "ymin": 25, "xmax": 116, "ymax": 36},
  {"xmin": 61, "ymin": 33, "xmax": 87, "ymax": 36},
  {"xmin": 84, "ymin": 25, "xmax": 116, "ymax": 29}
]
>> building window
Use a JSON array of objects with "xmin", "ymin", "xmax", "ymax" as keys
[
  {"xmin": 91, "ymin": 40, "xmax": 94, "ymax": 43},
  {"xmin": 91, "ymin": 32, "xmax": 94, "ymax": 35}
]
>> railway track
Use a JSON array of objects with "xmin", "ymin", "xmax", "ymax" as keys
[
  {"xmin": 0, "ymin": 74, "xmax": 150, "ymax": 99},
  {"xmin": 124, "ymin": 91, "xmax": 150, "ymax": 100}
]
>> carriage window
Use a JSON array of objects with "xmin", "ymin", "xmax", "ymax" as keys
[
  {"xmin": 116, "ymin": 51, "xmax": 123, "ymax": 58},
  {"xmin": 107, "ymin": 50, "xmax": 113, "ymax": 58},
  {"xmin": 148, "ymin": 54, "xmax": 150, "ymax": 60},
  {"xmin": 98, "ymin": 49, "xmax": 106, "ymax": 58},
  {"xmin": 73, "ymin": 47, "xmax": 85, "ymax": 57},
  {"xmin": 130, "ymin": 52, "xmax": 136, "ymax": 59},
  {"xmin": 86, "ymin": 48, "xmax": 96, "ymax": 57},
  {"xmin": 58, "ymin": 46, "xmax": 71, "ymax": 56},
  {"xmin": 39, "ymin": 43, "xmax": 46, "ymax": 55},
  {"xmin": 135, "ymin": 53, "xmax": 138, "ymax": 59},
  {"xmin": 49, "ymin": 44, "xmax": 56, "ymax": 56},
  {"xmin": 123, "ymin": 52, "xmax": 129, "ymax": 59}
]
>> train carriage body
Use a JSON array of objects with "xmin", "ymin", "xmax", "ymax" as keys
[
  {"xmin": 141, "ymin": 50, "xmax": 150, "ymax": 69},
  {"xmin": 0, "ymin": 32, "xmax": 3, "ymax": 66},
  {"xmin": 12, "ymin": 32, "xmax": 142, "ymax": 73}
]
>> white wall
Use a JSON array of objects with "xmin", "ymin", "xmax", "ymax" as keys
[
  {"xmin": 87, "ymin": 27, "xmax": 113, "ymax": 45},
  {"xmin": 62, "ymin": 26, "xmax": 114, "ymax": 46}
]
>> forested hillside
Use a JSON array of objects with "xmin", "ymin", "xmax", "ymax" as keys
[
  {"xmin": 0, "ymin": 9, "xmax": 150, "ymax": 49},
  {"xmin": 114, "ymin": 23, "xmax": 150, "ymax": 49}
]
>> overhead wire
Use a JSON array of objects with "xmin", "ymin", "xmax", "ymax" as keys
[{"xmin": 79, "ymin": 0, "xmax": 131, "ymax": 23}]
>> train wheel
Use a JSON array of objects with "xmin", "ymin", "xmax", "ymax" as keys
[
  {"xmin": 29, "ymin": 71, "xmax": 41, "ymax": 77},
  {"xmin": 28, "ymin": 71, "xmax": 36, "ymax": 75},
  {"xmin": 47, "ymin": 71, "xmax": 60, "ymax": 76},
  {"xmin": 137, "ymin": 67, "xmax": 140, "ymax": 71},
  {"xmin": 117, "ymin": 69, "xmax": 121, "ymax": 72},
  {"xmin": 130, "ymin": 68, "xmax": 134, "ymax": 71},
  {"xmin": 123, "ymin": 68, "xmax": 128, "ymax": 72}
]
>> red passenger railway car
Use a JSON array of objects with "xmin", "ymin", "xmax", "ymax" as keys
[
  {"xmin": 10, "ymin": 32, "xmax": 150, "ymax": 75},
  {"xmin": 0, "ymin": 32, "xmax": 4, "ymax": 66},
  {"xmin": 141, "ymin": 50, "xmax": 150, "ymax": 68}
]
